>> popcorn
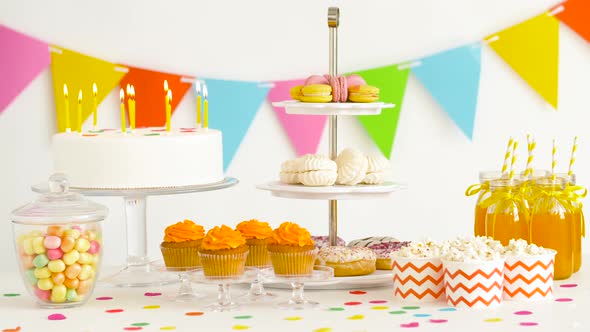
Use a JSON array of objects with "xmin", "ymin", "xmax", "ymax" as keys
[
  {"xmin": 391, "ymin": 238, "xmax": 446, "ymax": 259},
  {"xmin": 504, "ymin": 239, "xmax": 549, "ymax": 256},
  {"xmin": 441, "ymin": 236, "xmax": 504, "ymax": 262}
]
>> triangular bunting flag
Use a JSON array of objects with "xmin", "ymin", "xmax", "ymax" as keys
[
  {"xmin": 412, "ymin": 44, "xmax": 482, "ymax": 139},
  {"xmin": 556, "ymin": 0, "xmax": 590, "ymax": 43},
  {"xmin": 268, "ymin": 79, "xmax": 328, "ymax": 156},
  {"xmin": 201, "ymin": 78, "xmax": 270, "ymax": 171},
  {"xmin": 348, "ymin": 66, "xmax": 409, "ymax": 158},
  {"xmin": 50, "ymin": 47, "xmax": 126, "ymax": 132},
  {"xmin": 0, "ymin": 25, "xmax": 51, "ymax": 114},
  {"xmin": 487, "ymin": 13, "xmax": 559, "ymax": 108},
  {"xmin": 119, "ymin": 67, "xmax": 193, "ymax": 128}
]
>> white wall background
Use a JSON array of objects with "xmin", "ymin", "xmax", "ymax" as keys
[{"xmin": 1, "ymin": 0, "xmax": 588, "ymax": 273}]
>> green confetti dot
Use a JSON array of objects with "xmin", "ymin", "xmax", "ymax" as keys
[
  {"xmin": 3, "ymin": 293, "xmax": 20, "ymax": 297},
  {"xmin": 89, "ymin": 129, "xmax": 105, "ymax": 133},
  {"xmin": 233, "ymin": 315, "xmax": 253, "ymax": 320},
  {"xmin": 389, "ymin": 310, "xmax": 407, "ymax": 315},
  {"xmin": 328, "ymin": 307, "xmax": 345, "ymax": 311},
  {"xmin": 132, "ymin": 323, "xmax": 150, "ymax": 327},
  {"xmin": 402, "ymin": 306, "xmax": 420, "ymax": 310},
  {"xmin": 144, "ymin": 133, "xmax": 160, "ymax": 136}
]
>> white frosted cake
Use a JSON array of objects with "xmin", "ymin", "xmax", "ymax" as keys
[{"xmin": 53, "ymin": 128, "xmax": 224, "ymax": 189}]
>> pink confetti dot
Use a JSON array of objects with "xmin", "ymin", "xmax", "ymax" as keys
[
  {"xmin": 96, "ymin": 296, "xmax": 113, "ymax": 301},
  {"xmin": 429, "ymin": 319, "xmax": 448, "ymax": 324},
  {"xmin": 368, "ymin": 300, "xmax": 387, "ymax": 304},
  {"xmin": 344, "ymin": 302, "xmax": 362, "ymax": 306},
  {"xmin": 514, "ymin": 311, "xmax": 533, "ymax": 315},
  {"xmin": 560, "ymin": 284, "xmax": 578, "ymax": 288},
  {"xmin": 519, "ymin": 322, "xmax": 539, "ymax": 327},
  {"xmin": 400, "ymin": 322, "xmax": 419, "ymax": 328},
  {"xmin": 106, "ymin": 309, "xmax": 124, "ymax": 313},
  {"xmin": 48, "ymin": 314, "xmax": 66, "ymax": 321},
  {"xmin": 349, "ymin": 290, "xmax": 366, "ymax": 295},
  {"xmin": 555, "ymin": 298, "xmax": 574, "ymax": 302},
  {"xmin": 124, "ymin": 328, "xmax": 142, "ymax": 331},
  {"xmin": 144, "ymin": 292, "xmax": 162, "ymax": 297}
]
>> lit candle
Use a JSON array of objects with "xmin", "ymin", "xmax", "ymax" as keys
[
  {"xmin": 119, "ymin": 88, "xmax": 126, "ymax": 133},
  {"xmin": 129, "ymin": 85, "xmax": 136, "ymax": 131},
  {"xmin": 92, "ymin": 83, "xmax": 98, "ymax": 129},
  {"xmin": 166, "ymin": 89, "xmax": 172, "ymax": 132},
  {"xmin": 77, "ymin": 90, "xmax": 83, "ymax": 133},
  {"xmin": 203, "ymin": 84, "xmax": 208, "ymax": 129},
  {"xmin": 63, "ymin": 84, "xmax": 71, "ymax": 132},
  {"xmin": 195, "ymin": 81, "xmax": 201, "ymax": 128}
]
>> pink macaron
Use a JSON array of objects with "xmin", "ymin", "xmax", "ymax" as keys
[
  {"xmin": 346, "ymin": 74, "xmax": 366, "ymax": 88},
  {"xmin": 304, "ymin": 75, "xmax": 330, "ymax": 86},
  {"xmin": 329, "ymin": 75, "xmax": 348, "ymax": 102}
]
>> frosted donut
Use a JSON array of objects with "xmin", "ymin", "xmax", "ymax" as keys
[
  {"xmin": 336, "ymin": 148, "xmax": 368, "ymax": 185},
  {"xmin": 316, "ymin": 246, "xmax": 376, "ymax": 277},
  {"xmin": 311, "ymin": 235, "xmax": 346, "ymax": 249},
  {"xmin": 348, "ymin": 237, "xmax": 409, "ymax": 270}
]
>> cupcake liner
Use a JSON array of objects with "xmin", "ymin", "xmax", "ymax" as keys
[
  {"xmin": 503, "ymin": 251, "xmax": 556, "ymax": 301},
  {"xmin": 391, "ymin": 257, "xmax": 444, "ymax": 303},
  {"xmin": 268, "ymin": 247, "xmax": 317, "ymax": 276},
  {"xmin": 199, "ymin": 251, "xmax": 249, "ymax": 278},
  {"xmin": 443, "ymin": 259, "xmax": 505, "ymax": 308},
  {"xmin": 160, "ymin": 245, "xmax": 201, "ymax": 269},
  {"xmin": 245, "ymin": 242, "xmax": 271, "ymax": 267}
]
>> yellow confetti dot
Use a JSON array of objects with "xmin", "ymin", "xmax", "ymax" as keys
[
  {"xmin": 484, "ymin": 318, "xmax": 503, "ymax": 323},
  {"xmin": 347, "ymin": 314, "xmax": 365, "ymax": 320},
  {"xmin": 371, "ymin": 306, "xmax": 389, "ymax": 310},
  {"xmin": 160, "ymin": 327, "xmax": 176, "ymax": 331},
  {"xmin": 232, "ymin": 325, "xmax": 250, "ymax": 330},
  {"xmin": 313, "ymin": 329, "xmax": 332, "ymax": 332},
  {"xmin": 143, "ymin": 305, "xmax": 160, "ymax": 309},
  {"xmin": 284, "ymin": 316, "xmax": 303, "ymax": 321}
]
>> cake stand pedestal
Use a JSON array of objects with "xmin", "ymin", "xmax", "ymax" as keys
[{"xmin": 33, "ymin": 177, "xmax": 238, "ymax": 287}]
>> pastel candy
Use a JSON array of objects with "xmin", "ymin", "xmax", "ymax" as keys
[
  {"xmin": 33, "ymin": 254, "xmax": 49, "ymax": 268},
  {"xmin": 34, "ymin": 287, "xmax": 51, "ymax": 301},
  {"xmin": 47, "ymin": 248, "xmax": 63, "ymax": 260},
  {"xmin": 37, "ymin": 278, "xmax": 54, "ymax": 291},
  {"xmin": 44, "ymin": 236, "xmax": 61, "ymax": 249},
  {"xmin": 48, "ymin": 260, "xmax": 66, "ymax": 273},
  {"xmin": 78, "ymin": 264, "xmax": 93, "ymax": 281},
  {"xmin": 26, "ymin": 268, "xmax": 38, "ymax": 284},
  {"xmin": 21, "ymin": 254, "xmax": 35, "ymax": 269},
  {"xmin": 60, "ymin": 236, "xmax": 76, "ymax": 252},
  {"xmin": 51, "ymin": 284, "xmax": 67, "ymax": 303},
  {"xmin": 32, "ymin": 237, "xmax": 46, "ymax": 254},
  {"xmin": 75, "ymin": 238, "xmax": 90, "ymax": 253},
  {"xmin": 29, "ymin": 230, "xmax": 44, "ymax": 237},
  {"xmin": 64, "ymin": 278, "xmax": 79, "ymax": 289},
  {"xmin": 71, "ymin": 225, "xmax": 83, "ymax": 231},
  {"xmin": 65, "ymin": 263, "xmax": 81, "ymax": 279},
  {"xmin": 88, "ymin": 241, "xmax": 100, "ymax": 254},
  {"xmin": 63, "ymin": 229, "xmax": 80, "ymax": 239},
  {"xmin": 62, "ymin": 250, "xmax": 80, "ymax": 265},
  {"xmin": 52, "ymin": 272, "xmax": 65, "ymax": 285},
  {"xmin": 16, "ymin": 234, "xmax": 28, "ymax": 245},
  {"xmin": 46, "ymin": 225, "xmax": 64, "ymax": 236},
  {"xmin": 86, "ymin": 231, "xmax": 97, "ymax": 241},
  {"xmin": 23, "ymin": 238, "xmax": 34, "ymax": 255},
  {"xmin": 78, "ymin": 253, "xmax": 93, "ymax": 265},
  {"xmin": 66, "ymin": 288, "xmax": 78, "ymax": 302},
  {"xmin": 34, "ymin": 267, "xmax": 51, "ymax": 279},
  {"xmin": 77, "ymin": 280, "xmax": 92, "ymax": 294}
]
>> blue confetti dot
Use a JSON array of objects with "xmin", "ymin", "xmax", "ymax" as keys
[
  {"xmin": 438, "ymin": 308, "xmax": 457, "ymax": 312},
  {"xmin": 414, "ymin": 313, "xmax": 432, "ymax": 318}
]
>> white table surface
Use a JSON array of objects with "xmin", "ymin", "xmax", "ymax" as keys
[{"xmin": 0, "ymin": 262, "xmax": 588, "ymax": 332}]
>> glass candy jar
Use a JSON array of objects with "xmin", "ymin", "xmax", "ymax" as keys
[
  {"xmin": 482, "ymin": 179, "xmax": 530, "ymax": 246},
  {"xmin": 466, "ymin": 171, "xmax": 503, "ymax": 237},
  {"xmin": 11, "ymin": 174, "xmax": 108, "ymax": 307}
]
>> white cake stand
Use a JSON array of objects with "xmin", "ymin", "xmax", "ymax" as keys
[{"xmin": 32, "ymin": 177, "xmax": 238, "ymax": 287}]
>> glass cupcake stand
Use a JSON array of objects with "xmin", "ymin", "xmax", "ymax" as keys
[
  {"xmin": 33, "ymin": 177, "xmax": 238, "ymax": 287},
  {"xmin": 191, "ymin": 267, "xmax": 259, "ymax": 312},
  {"xmin": 257, "ymin": 7, "xmax": 406, "ymax": 289}
]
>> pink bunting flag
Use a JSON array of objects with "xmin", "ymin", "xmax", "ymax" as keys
[
  {"xmin": 0, "ymin": 25, "xmax": 51, "ymax": 114},
  {"xmin": 268, "ymin": 79, "xmax": 327, "ymax": 156}
]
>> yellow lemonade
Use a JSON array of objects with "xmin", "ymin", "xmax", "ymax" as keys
[
  {"xmin": 485, "ymin": 211, "xmax": 530, "ymax": 246},
  {"xmin": 530, "ymin": 212, "xmax": 574, "ymax": 280}
]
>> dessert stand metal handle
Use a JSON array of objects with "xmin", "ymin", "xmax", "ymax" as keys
[{"xmin": 328, "ymin": 7, "xmax": 340, "ymax": 246}]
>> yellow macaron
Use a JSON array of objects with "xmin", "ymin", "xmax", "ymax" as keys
[
  {"xmin": 301, "ymin": 84, "xmax": 332, "ymax": 103},
  {"xmin": 290, "ymin": 85, "xmax": 304, "ymax": 101},
  {"xmin": 348, "ymin": 85, "xmax": 379, "ymax": 103}
]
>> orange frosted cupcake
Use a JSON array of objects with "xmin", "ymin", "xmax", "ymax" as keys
[
  {"xmin": 236, "ymin": 219, "xmax": 273, "ymax": 267},
  {"xmin": 267, "ymin": 222, "xmax": 317, "ymax": 276},
  {"xmin": 160, "ymin": 220, "xmax": 205, "ymax": 269},
  {"xmin": 198, "ymin": 225, "xmax": 248, "ymax": 277}
]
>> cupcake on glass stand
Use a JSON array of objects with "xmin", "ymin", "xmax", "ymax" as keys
[{"xmin": 235, "ymin": 219, "xmax": 276, "ymax": 301}]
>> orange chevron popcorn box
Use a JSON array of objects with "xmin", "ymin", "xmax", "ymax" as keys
[
  {"xmin": 443, "ymin": 258, "xmax": 505, "ymax": 308},
  {"xmin": 503, "ymin": 250, "xmax": 556, "ymax": 301},
  {"xmin": 391, "ymin": 257, "xmax": 445, "ymax": 303}
]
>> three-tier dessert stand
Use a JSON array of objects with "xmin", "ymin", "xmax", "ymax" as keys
[{"xmin": 258, "ymin": 7, "xmax": 406, "ymax": 288}]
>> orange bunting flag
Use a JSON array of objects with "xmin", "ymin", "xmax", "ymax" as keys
[
  {"xmin": 119, "ymin": 67, "xmax": 194, "ymax": 128},
  {"xmin": 487, "ymin": 13, "xmax": 559, "ymax": 109},
  {"xmin": 556, "ymin": 0, "xmax": 590, "ymax": 44}
]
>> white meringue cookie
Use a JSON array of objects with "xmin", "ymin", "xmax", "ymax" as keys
[
  {"xmin": 336, "ymin": 148, "xmax": 368, "ymax": 185},
  {"xmin": 280, "ymin": 159, "xmax": 300, "ymax": 173},
  {"xmin": 298, "ymin": 154, "xmax": 337, "ymax": 172},
  {"xmin": 362, "ymin": 171, "xmax": 388, "ymax": 185},
  {"xmin": 299, "ymin": 170, "xmax": 337, "ymax": 186},
  {"xmin": 366, "ymin": 154, "xmax": 389, "ymax": 173},
  {"xmin": 280, "ymin": 172, "xmax": 300, "ymax": 184}
]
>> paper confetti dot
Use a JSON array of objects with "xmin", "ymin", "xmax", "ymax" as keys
[
  {"xmin": 284, "ymin": 317, "xmax": 303, "ymax": 321},
  {"xmin": 144, "ymin": 133, "xmax": 160, "ymax": 136},
  {"xmin": 328, "ymin": 307, "xmax": 345, "ymax": 311},
  {"xmin": 123, "ymin": 328, "xmax": 142, "ymax": 331},
  {"xmin": 429, "ymin": 319, "xmax": 448, "ymax": 323},
  {"xmin": 82, "ymin": 134, "xmax": 98, "ymax": 137},
  {"xmin": 2, "ymin": 294, "xmax": 20, "ymax": 297},
  {"xmin": 313, "ymin": 328, "xmax": 332, "ymax": 332},
  {"xmin": 344, "ymin": 301, "xmax": 362, "ymax": 306},
  {"xmin": 106, "ymin": 309, "xmax": 124, "ymax": 313},
  {"xmin": 400, "ymin": 322, "xmax": 419, "ymax": 328},
  {"xmin": 143, "ymin": 305, "xmax": 160, "ymax": 309},
  {"xmin": 234, "ymin": 316, "xmax": 253, "ymax": 320},
  {"xmin": 2, "ymin": 327, "xmax": 21, "ymax": 332},
  {"xmin": 368, "ymin": 300, "xmax": 387, "ymax": 304},
  {"xmin": 160, "ymin": 327, "xmax": 176, "ymax": 331},
  {"xmin": 48, "ymin": 313, "xmax": 66, "ymax": 321},
  {"xmin": 555, "ymin": 298, "xmax": 574, "ymax": 302},
  {"xmin": 96, "ymin": 296, "xmax": 113, "ymax": 301},
  {"xmin": 371, "ymin": 306, "xmax": 389, "ymax": 310},
  {"xmin": 131, "ymin": 323, "xmax": 150, "ymax": 327},
  {"xmin": 514, "ymin": 311, "xmax": 533, "ymax": 315},
  {"xmin": 560, "ymin": 284, "xmax": 578, "ymax": 288},
  {"xmin": 438, "ymin": 307, "xmax": 457, "ymax": 312},
  {"xmin": 402, "ymin": 306, "xmax": 420, "ymax": 310},
  {"xmin": 144, "ymin": 292, "xmax": 162, "ymax": 297},
  {"xmin": 349, "ymin": 290, "xmax": 367, "ymax": 295},
  {"xmin": 484, "ymin": 318, "xmax": 503, "ymax": 323},
  {"xmin": 347, "ymin": 315, "xmax": 364, "ymax": 320},
  {"xmin": 232, "ymin": 326, "xmax": 250, "ymax": 330},
  {"xmin": 389, "ymin": 311, "xmax": 407, "ymax": 315},
  {"xmin": 520, "ymin": 322, "xmax": 539, "ymax": 327},
  {"xmin": 185, "ymin": 312, "xmax": 204, "ymax": 316},
  {"xmin": 414, "ymin": 314, "xmax": 431, "ymax": 318}
]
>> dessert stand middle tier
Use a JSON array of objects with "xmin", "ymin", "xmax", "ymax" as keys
[
  {"xmin": 33, "ymin": 177, "xmax": 238, "ymax": 287},
  {"xmin": 258, "ymin": 7, "xmax": 406, "ymax": 289}
]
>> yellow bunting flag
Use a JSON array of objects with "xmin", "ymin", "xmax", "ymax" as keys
[
  {"xmin": 487, "ymin": 13, "xmax": 559, "ymax": 108},
  {"xmin": 50, "ymin": 47, "xmax": 126, "ymax": 132}
]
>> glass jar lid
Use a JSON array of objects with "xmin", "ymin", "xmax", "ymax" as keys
[{"xmin": 11, "ymin": 173, "xmax": 108, "ymax": 225}]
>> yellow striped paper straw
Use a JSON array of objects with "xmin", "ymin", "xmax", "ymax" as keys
[
  {"xmin": 568, "ymin": 136, "xmax": 578, "ymax": 178},
  {"xmin": 509, "ymin": 140, "xmax": 519, "ymax": 180},
  {"xmin": 525, "ymin": 134, "xmax": 536, "ymax": 177},
  {"xmin": 501, "ymin": 137, "xmax": 514, "ymax": 175},
  {"xmin": 551, "ymin": 138, "xmax": 557, "ymax": 181}
]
